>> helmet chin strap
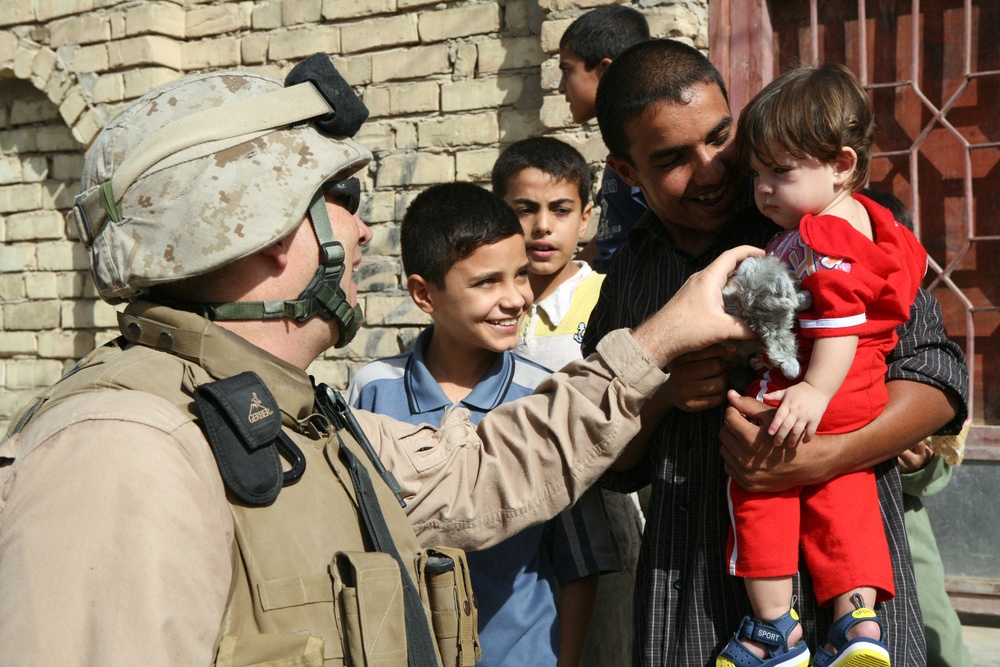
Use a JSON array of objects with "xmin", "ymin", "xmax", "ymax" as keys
[{"xmin": 154, "ymin": 193, "xmax": 363, "ymax": 348}]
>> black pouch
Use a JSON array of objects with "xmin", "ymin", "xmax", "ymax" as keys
[{"xmin": 195, "ymin": 372, "xmax": 283, "ymax": 506}]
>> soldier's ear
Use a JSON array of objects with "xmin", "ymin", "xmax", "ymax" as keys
[{"xmin": 407, "ymin": 274, "xmax": 437, "ymax": 314}]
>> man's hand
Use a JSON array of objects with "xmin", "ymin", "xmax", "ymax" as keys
[
  {"xmin": 633, "ymin": 245, "xmax": 765, "ymax": 368},
  {"xmin": 664, "ymin": 345, "xmax": 735, "ymax": 412},
  {"xmin": 720, "ymin": 391, "xmax": 833, "ymax": 492}
]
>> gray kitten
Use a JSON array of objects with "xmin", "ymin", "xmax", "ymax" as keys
[{"xmin": 722, "ymin": 255, "xmax": 813, "ymax": 383}]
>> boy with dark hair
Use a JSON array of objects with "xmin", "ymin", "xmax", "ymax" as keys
[
  {"xmin": 348, "ymin": 182, "xmax": 619, "ymax": 667},
  {"xmin": 583, "ymin": 38, "xmax": 968, "ymax": 666},
  {"xmin": 493, "ymin": 137, "xmax": 645, "ymax": 666},
  {"xmin": 558, "ymin": 5, "xmax": 650, "ymax": 272}
]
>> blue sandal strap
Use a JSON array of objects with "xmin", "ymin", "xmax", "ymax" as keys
[{"xmin": 717, "ymin": 606, "xmax": 810, "ymax": 667}]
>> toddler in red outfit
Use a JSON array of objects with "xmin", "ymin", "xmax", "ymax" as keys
[{"xmin": 718, "ymin": 63, "xmax": 927, "ymax": 667}]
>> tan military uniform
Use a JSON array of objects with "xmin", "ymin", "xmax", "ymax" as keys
[{"xmin": 0, "ymin": 302, "xmax": 664, "ymax": 666}]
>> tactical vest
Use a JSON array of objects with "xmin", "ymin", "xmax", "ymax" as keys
[{"xmin": 9, "ymin": 311, "xmax": 480, "ymax": 667}]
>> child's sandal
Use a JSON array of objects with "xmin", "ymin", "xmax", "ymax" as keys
[
  {"xmin": 810, "ymin": 594, "xmax": 890, "ymax": 667},
  {"xmin": 717, "ymin": 597, "xmax": 810, "ymax": 667}
]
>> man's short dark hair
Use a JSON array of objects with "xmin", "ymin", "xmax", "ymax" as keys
[
  {"xmin": 401, "ymin": 182, "xmax": 522, "ymax": 289},
  {"xmin": 596, "ymin": 39, "xmax": 728, "ymax": 162},
  {"xmin": 491, "ymin": 137, "xmax": 592, "ymax": 207},
  {"xmin": 559, "ymin": 5, "xmax": 650, "ymax": 69}
]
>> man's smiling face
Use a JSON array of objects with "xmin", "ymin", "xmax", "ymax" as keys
[{"xmin": 608, "ymin": 82, "xmax": 741, "ymax": 256}]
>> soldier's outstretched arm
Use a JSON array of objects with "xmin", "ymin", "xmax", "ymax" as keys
[{"xmin": 360, "ymin": 245, "xmax": 763, "ymax": 550}]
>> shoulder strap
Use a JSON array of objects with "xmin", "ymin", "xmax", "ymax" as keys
[{"xmin": 332, "ymin": 433, "xmax": 440, "ymax": 667}]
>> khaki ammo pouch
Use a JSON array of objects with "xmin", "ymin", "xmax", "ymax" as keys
[
  {"xmin": 332, "ymin": 551, "xmax": 409, "ymax": 665},
  {"xmin": 215, "ymin": 634, "xmax": 325, "ymax": 667},
  {"xmin": 417, "ymin": 546, "xmax": 481, "ymax": 667}
]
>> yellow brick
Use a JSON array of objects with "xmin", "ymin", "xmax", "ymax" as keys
[
  {"xmin": 37, "ymin": 330, "xmax": 96, "ymax": 359},
  {"xmin": 499, "ymin": 108, "xmax": 545, "ymax": 142},
  {"xmin": 3, "ymin": 302, "xmax": 59, "ymax": 332},
  {"xmin": 0, "ymin": 331, "xmax": 36, "ymax": 356},
  {"xmin": 71, "ymin": 110, "xmax": 101, "ymax": 147},
  {"xmin": 540, "ymin": 18, "xmax": 573, "ymax": 53},
  {"xmin": 92, "ymin": 72, "xmax": 125, "ymax": 103},
  {"xmin": 268, "ymin": 26, "xmax": 339, "ymax": 62},
  {"xmin": 418, "ymin": 114, "xmax": 498, "ymax": 148},
  {"xmin": 241, "ymin": 33, "xmax": 269, "ymax": 64},
  {"xmin": 365, "ymin": 81, "xmax": 439, "ymax": 118},
  {"xmin": 186, "ymin": 4, "xmax": 250, "ymax": 37},
  {"xmin": 25, "ymin": 272, "xmax": 58, "ymax": 299},
  {"xmin": 371, "ymin": 44, "xmax": 449, "ymax": 82},
  {"xmin": 50, "ymin": 13, "xmax": 111, "ymax": 47},
  {"xmin": 453, "ymin": 43, "xmax": 477, "ymax": 79},
  {"xmin": 376, "ymin": 152, "xmax": 454, "ymax": 187},
  {"xmin": 322, "ymin": 0, "xmax": 393, "ymax": 20},
  {"xmin": 540, "ymin": 94, "xmax": 573, "ymax": 129},
  {"xmin": 418, "ymin": 3, "xmax": 501, "ymax": 42},
  {"xmin": 0, "ymin": 0, "xmax": 34, "ymax": 27},
  {"xmin": 342, "ymin": 14, "xmax": 418, "ymax": 54},
  {"xmin": 123, "ymin": 67, "xmax": 181, "ymax": 99},
  {"xmin": 456, "ymin": 148, "xmax": 500, "ymax": 183},
  {"xmin": 0, "ymin": 244, "xmax": 35, "ymax": 272},
  {"xmin": 183, "ymin": 37, "xmax": 241, "ymax": 70},
  {"xmin": 0, "ymin": 30, "xmax": 17, "ymax": 63},
  {"xmin": 0, "ymin": 184, "xmax": 42, "ymax": 212},
  {"xmin": 13, "ymin": 44, "xmax": 37, "ymax": 79},
  {"xmin": 441, "ymin": 76, "xmax": 525, "ymax": 112},
  {"xmin": 332, "ymin": 54, "xmax": 371, "ymax": 86},
  {"xmin": 282, "ymin": 0, "xmax": 322, "ymax": 25},
  {"xmin": 37, "ymin": 241, "xmax": 87, "ymax": 272},
  {"xmin": 108, "ymin": 36, "xmax": 183, "ymax": 70},
  {"xmin": 6, "ymin": 211, "xmax": 65, "ymax": 241},
  {"xmin": 30, "ymin": 48, "xmax": 58, "ymax": 88},
  {"xmin": 252, "ymin": 0, "xmax": 282, "ymax": 29},
  {"xmin": 35, "ymin": 0, "xmax": 94, "ymax": 22},
  {"xmin": 126, "ymin": 2, "xmax": 185, "ymax": 38},
  {"xmin": 478, "ymin": 37, "xmax": 545, "ymax": 73}
]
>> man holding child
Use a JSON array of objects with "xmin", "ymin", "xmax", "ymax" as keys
[{"xmin": 581, "ymin": 38, "xmax": 968, "ymax": 666}]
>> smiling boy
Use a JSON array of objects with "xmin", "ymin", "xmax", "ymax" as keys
[{"xmin": 347, "ymin": 183, "xmax": 620, "ymax": 667}]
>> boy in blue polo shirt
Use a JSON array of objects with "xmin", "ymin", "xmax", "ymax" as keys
[{"xmin": 347, "ymin": 182, "xmax": 620, "ymax": 667}]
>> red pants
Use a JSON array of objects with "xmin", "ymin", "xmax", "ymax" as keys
[{"xmin": 725, "ymin": 469, "xmax": 895, "ymax": 605}]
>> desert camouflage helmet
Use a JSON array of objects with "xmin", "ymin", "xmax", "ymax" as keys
[{"xmin": 70, "ymin": 55, "xmax": 373, "ymax": 344}]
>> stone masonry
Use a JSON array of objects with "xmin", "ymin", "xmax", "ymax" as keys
[{"xmin": 0, "ymin": 0, "xmax": 708, "ymax": 432}]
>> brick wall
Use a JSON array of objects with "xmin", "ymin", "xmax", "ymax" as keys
[{"xmin": 0, "ymin": 0, "xmax": 708, "ymax": 431}]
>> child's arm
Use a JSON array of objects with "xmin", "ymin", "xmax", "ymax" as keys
[
  {"xmin": 762, "ymin": 335, "xmax": 858, "ymax": 446},
  {"xmin": 556, "ymin": 574, "xmax": 599, "ymax": 667}
]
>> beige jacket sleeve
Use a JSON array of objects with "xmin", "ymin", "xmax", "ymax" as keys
[
  {"xmin": 356, "ymin": 329, "xmax": 666, "ymax": 550},
  {"xmin": 0, "ymin": 390, "xmax": 234, "ymax": 667}
]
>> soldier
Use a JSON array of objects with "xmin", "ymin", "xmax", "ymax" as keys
[{"xmin": 0, "ymin": 56, "xmax": 761, "ymax": 666}]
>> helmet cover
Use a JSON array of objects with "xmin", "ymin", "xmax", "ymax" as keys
[{"xmin": 78, "ymin": 70, "xmax": 372, "ymax": 303}]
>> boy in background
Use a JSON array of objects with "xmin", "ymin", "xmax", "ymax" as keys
[
  {"xmin": 493, "ymin": 138, "xmax": 644, "ymax": 667},
  {"xmin": 347, "ymin": 183, "xmax": 620, "ymax": 667},
  {"xmin": 558, "ymin": 5, "xmax": 650, "ymax": 272}
]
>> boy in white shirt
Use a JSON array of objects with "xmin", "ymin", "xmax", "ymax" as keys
[{"xmin": 492, "ymin": 137, "xmax": 645, "ymax": 667}]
